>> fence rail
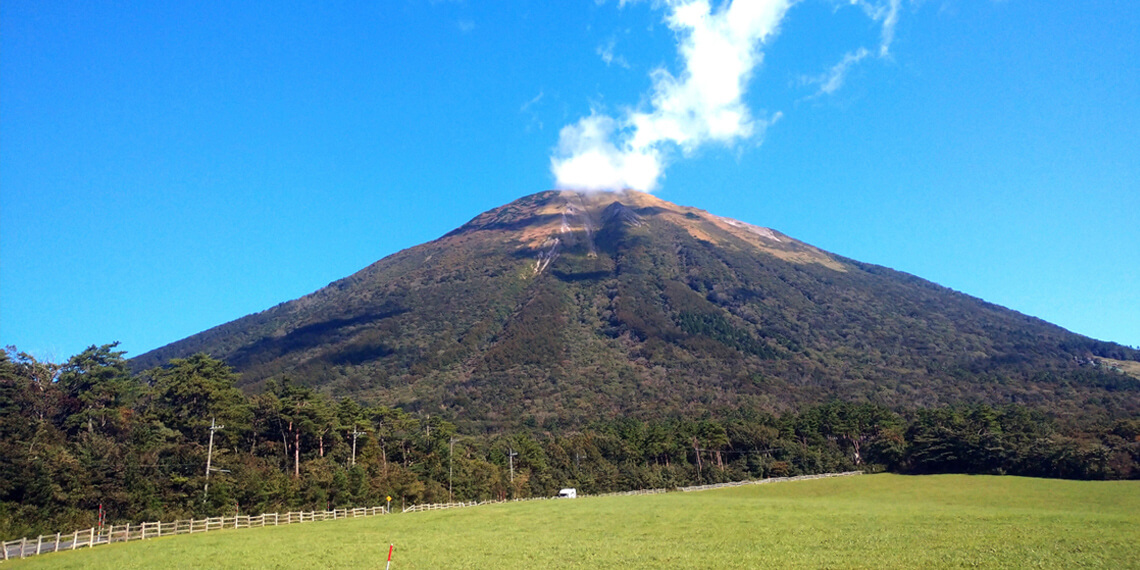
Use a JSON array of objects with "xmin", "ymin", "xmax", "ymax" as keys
[
  {"xmin": 591, "ymin": 488, "xmax": 668, "ymax": 498},
  {"xmin": 4, "ymin": 472, "xmax": 860, "ymax": 562},
  {"xmin": 402, "ymin": 500, "xmax": 489, "ymax": 514},
  {"xmin": 678, "ymin": 471, "xmax": 861, "ymax": 493},
  {"xmin": 2, "ymin": 506, "xmax": 388, "ymax": 561}
]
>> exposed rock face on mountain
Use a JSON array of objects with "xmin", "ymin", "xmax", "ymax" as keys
[{"xmin": 133, "ymin": 190, "xmax": 1140, "ymax": 428}]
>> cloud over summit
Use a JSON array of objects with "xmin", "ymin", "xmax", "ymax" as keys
[
  {"xmin": 552, "ymin": 0, "xmax": 791, "ymax": 192},
  {"xmin": 551, "ymin": 0, "xmax": 909, "ymax": 192}
]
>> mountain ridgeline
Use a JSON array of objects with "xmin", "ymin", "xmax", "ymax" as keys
[{"xmin": 133, "ymin": 190, "xmax": 1140, "ymax": 428}]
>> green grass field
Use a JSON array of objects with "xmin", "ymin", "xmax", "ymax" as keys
[{"xmin": 9, "ymin": 474, "xmax": 1139, "ymax": 569}]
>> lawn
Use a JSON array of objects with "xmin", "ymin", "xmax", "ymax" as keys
[{"xmin": 9, "ymin": 474, "xmax": 1139, "ymax": 569}]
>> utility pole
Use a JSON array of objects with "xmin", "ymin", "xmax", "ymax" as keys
[
  {"xmin": 449, "ymin": 436, "xmax": 455, "ymax": 502},
  {"xmin": 204, "ymin": 417, "xmax": 224, "ymax": 502},
  {"xmin": 350, "ymin": 427, "xmax": 365, "ymax": 467},
  {"xmin": 508, "ymin": 447, "xmax": 518, "ymax": 484},
  {"xmin": 692, "ymin": 436, "xmax": 703, "ymax": 476}
]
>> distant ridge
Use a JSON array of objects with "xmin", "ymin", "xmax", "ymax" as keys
[{"xmin": 134, "ymin": 190, "xmax": 1140, "ymax": 428}]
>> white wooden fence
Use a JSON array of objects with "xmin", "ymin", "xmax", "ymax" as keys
[
  {"xmin": 399, "ymin": 487, "xmax": 670, "ymax": 514},
  {"xmin": 402, "ymin": 500, "xmax": 492, "ymax": 513},
  {"xmin": 592, "ymin": 488, "xmax": 668, "ymax": 498},
  {"xmin": 678, "ymin": 470, "xmax": 861, "ymax": 492},
  {"xmin": 1, "ymin": 506, "xmax": 387, "ymax": 561},
  {"xmin": 3, "ymin": 471, "xmax": 861, "ymax": 562}
]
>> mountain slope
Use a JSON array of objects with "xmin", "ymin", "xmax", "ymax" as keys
[{"xmin": 133, "ymin": 190, "xmax": 1140, "ymax": 428}]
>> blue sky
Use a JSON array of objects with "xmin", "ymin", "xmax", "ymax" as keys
[{"xmin": 3, "ymin": 0, "xmax": 1138, "ymax": 361}]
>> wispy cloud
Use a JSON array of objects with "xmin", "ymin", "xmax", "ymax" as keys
[
  {"xmin": 801, "ymin": 1, "xmax": 903, "ymax": 97},
  {"xmin": 597, "ymin": 38, "xmax": 630, "ymax": 68},
  {"xmin": 520, "ymin": 91, "xmax": 546, "ymax": 131},
  {"xmin": 520, "ymin": 91, "xmax": 545, "ymax": 112},
  {"xmin": 552, "ymin": 0, "xmax": 792, "ymax": 192},
  {"xmin": 850, "ymin": 0, "xmax": 903, "ymax": 56},
  {"xmin": 879, "ymin": 0, "xmax": 901, "ymax": 56},
  {"xmin": 803, "ymin": 47, "xmax": 870, "ymax": 96}
]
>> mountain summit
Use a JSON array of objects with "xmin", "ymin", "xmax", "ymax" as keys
[{"xmin": 134, "ymin": 190, "xmax": 1139, "ymax": 427}]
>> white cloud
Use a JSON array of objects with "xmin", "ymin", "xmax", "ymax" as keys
[
  {"xmin": 552, "ymin": 0, "xmax": 792, "ymax": 192},
  {"xmin": 551, "ymin": 114, "xmax": 663, "ymax": 191},
  {"xmin": 553, "ymin": 0, "xmax": 911, "ymax": 192}
]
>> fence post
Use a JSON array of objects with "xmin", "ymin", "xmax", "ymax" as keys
[
  {"xmin": 71, "ymin": 531, "xmax": 78, "ymax": 550},
  {"xmin": 54, "ymin": 532, "xmax": 61, "ymax": 552},
  {"xmin": 20, "ymin": 537, "xmax": 26, "ymax": 559},
  {"xmin": 36, "ymin": 535, "xmax": 42, "ymax": 555},
  {"xmin": 89, "ymin": 527, "xmax": 95, "ymax": 547}
]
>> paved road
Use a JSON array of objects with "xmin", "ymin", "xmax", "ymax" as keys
[{"xmin": 3, "ymin": 535, "xmax": 112, "ymax": 559}]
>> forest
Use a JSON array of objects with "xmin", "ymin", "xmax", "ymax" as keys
[{"xmin": 2, "ymin": 343, "xmax": 1138, "ymax": 540}]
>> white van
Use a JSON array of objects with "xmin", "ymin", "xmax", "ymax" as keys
[{"xmin": 556, "ymin": 488, "xmax": 577, "ymax": 499}]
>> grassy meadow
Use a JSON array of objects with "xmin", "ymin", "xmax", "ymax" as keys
[{"xmin": 9, "ymin": 474, "xmax": 1138, "ymax": 569}]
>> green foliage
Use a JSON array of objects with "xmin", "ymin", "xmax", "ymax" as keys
[
  {"xmin": 58, "ymin": 343, "xmax": 136, "ymax": 436},
  {"xmin": 4, "ymin": 342, "xmax": 1139, "ymax": 540},
  {"xmin": 145, "ymin": 354, "xmax": 250, "ymax": 445}
]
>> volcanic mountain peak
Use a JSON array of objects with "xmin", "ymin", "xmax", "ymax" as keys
[
  {"xmin": 133, "ymin": 189, "xmax": 1140, "ymax": 428},
  {"xmin": 449, "ymin": 189, "xmax": 845, "ymax": 273}
]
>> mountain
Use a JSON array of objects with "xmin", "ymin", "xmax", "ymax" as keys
[{"xmin": 133, "ymin": 190, "xmax": 1140, "ymax": 429}]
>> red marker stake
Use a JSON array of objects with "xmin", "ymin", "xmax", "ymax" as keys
[{"xmin": 385, "ymin": 544, "xmax": 394, "ymax": 570}]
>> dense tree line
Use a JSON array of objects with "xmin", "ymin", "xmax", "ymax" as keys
[{"xmin": 2, "ymin": 344, "xmax": 1137, "ymax": 539}]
